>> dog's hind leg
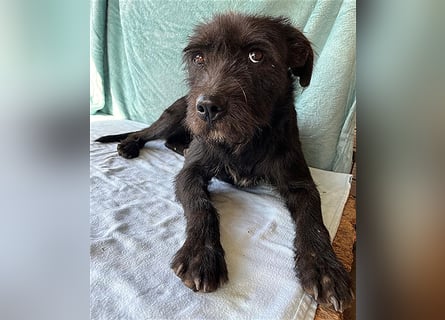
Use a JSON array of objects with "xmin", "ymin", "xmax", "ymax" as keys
[{"xmin": 95, "ymin": 96, "xmax": 189, "ymax": 158}]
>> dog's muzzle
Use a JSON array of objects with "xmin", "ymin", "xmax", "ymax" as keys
[{"xmin": 196, "ymin": 94, "xmax": 226, "ymax": 125}]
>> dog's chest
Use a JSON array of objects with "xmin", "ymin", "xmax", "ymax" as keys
[
  {"xmin": 212, "ymin": 142, "xmax": 268, "ymax": 188},
  {"xmin": 219, "ymin": 163, "xmax": 263, "ymax": 188}
]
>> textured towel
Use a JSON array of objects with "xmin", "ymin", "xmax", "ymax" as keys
[
  {"xmin": 90, "ymin": 0, "xmax": 356, "ymax": 173},
  {"xmin": 90, "ymin": 116, "xmax": 351, "ymax": 320}
]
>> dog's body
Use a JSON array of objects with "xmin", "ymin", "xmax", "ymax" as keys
[{"xmin": 96, "ymin": 13, "xmax": 353, "ymax": 312}]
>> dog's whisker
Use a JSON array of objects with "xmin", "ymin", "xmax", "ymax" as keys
[{"xmin": 234, "ymin": 79, "xmax": 248, "ymax": 105}]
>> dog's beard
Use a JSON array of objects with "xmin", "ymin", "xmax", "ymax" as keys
[{"xmin": 185, "ymin": 103, "xmax": 268, "ymax": 146}]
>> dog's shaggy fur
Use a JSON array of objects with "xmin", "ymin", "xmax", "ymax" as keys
[{"xmin": 96, "ymin": 13, "xmax": 353, "ymax": 312}]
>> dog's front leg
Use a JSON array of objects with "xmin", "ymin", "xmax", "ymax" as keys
[
  {"xmin": 278, "ymin": 178, "xmax": 353, "ymax": 312},
  {"xmin": 171, "ymin": 162, "xmax": 228, "ymax": 292}
]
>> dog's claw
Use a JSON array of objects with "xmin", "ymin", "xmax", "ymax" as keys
[
  {"xmin": 330, "ymin": 296, "xmax": 340, "ymax": 312},
  {"xmin": 194, "ymin": 278, "xmax": 201, "ymax": 291},
  {"xmin": 313, "ymin": 285, "xmax": 319, "ymax": 301},
  {"xmin": 350, "ymin": 288, "xmax": 355, "ymax": 300},
  {"xmin": 174, "ymin": 264, "xmax": 184, "ymax": 276}
]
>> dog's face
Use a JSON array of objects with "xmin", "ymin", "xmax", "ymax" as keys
[{"xmin": 183, "ymin": 13, "xmax": 313, "ymax": 144}]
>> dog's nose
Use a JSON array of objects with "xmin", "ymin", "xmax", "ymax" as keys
[{"xmin": 196, "ymin": 94, "xmax": 224, "ymax": 123}]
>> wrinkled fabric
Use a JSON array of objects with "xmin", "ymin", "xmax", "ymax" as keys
[{"xmin": 90, "ymin": 116, "xmax": 352, "ymax": 320}]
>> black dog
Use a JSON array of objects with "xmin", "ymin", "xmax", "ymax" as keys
[{"xmin": 96, "ymin": 13, "xmax": 353, "ymax": 312}]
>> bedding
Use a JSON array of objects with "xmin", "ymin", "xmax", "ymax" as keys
[{"xmin": 90, "ymin": 116, "xmax": 352, "ymax": 320}]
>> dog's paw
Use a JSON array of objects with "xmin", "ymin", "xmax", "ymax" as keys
[
  {"xmin": 171, "ymin": 244, "xmax": 228, "ymax": 293},
  {"xmin": 297, "ymin": 252, "xmax": 353, "ymax": 312},
  {"xmin": 117, "ymin": 138, "xmax": 141, "ymax": 159}
]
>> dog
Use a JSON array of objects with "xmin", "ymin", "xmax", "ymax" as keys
[{"xmin": 96, "ymin": 13, "xmax": 353, "ymax": 312}]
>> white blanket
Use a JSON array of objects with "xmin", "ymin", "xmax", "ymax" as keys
[{"xmin": 90, "ymin": 116, "xmax": 351, "ymax": 320}]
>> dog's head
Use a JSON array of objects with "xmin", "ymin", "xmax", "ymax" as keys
[{"xmin": 183, "ymin": 13, "xmax": 313, "ymax": 144}]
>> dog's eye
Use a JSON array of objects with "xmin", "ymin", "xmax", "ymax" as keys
[
  {"xmin": 248, "ymin": 50, "xmax": 263, "ymax": 63},
  {"xmin": 193, "ymin": 53, "xmax": 205, "ymax": 66}
]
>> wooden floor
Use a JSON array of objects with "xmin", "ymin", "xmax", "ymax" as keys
[
  {"xmin": 345, "ymin": 129, "xmax": 357, "ymax": 320},
  {"xmin": 343, "ymin": 248, "xmax": 356, "ymax": 320},
  {"xmin": 343, "ymin": 149, "xmax": 356, "ymax": 320}
]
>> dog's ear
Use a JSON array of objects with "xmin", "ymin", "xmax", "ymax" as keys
[{"xmin": 284, "ymin": 25, "xmax": 314, "ymax": 87}]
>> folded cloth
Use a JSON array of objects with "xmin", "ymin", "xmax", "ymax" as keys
[{"xmin": 90, "ymin": 117, "xmax": 351, "ymax": 320}]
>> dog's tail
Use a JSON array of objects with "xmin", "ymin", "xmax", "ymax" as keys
[{"xmin": 95, "ymin": 132, "xmax": 132, "ymax": 143}]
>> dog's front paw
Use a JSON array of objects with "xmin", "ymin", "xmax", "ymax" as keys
[
  {"xmin": 171, "ymin": 243, "xmax": 228, "ymax": 293},
  {"xmin": 297, "ymin": 251, "xmax": 353, "ymax": 312},
  {"xmin": 117, "ymin": 138, "xmax": 141, "ymax": 159}
]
